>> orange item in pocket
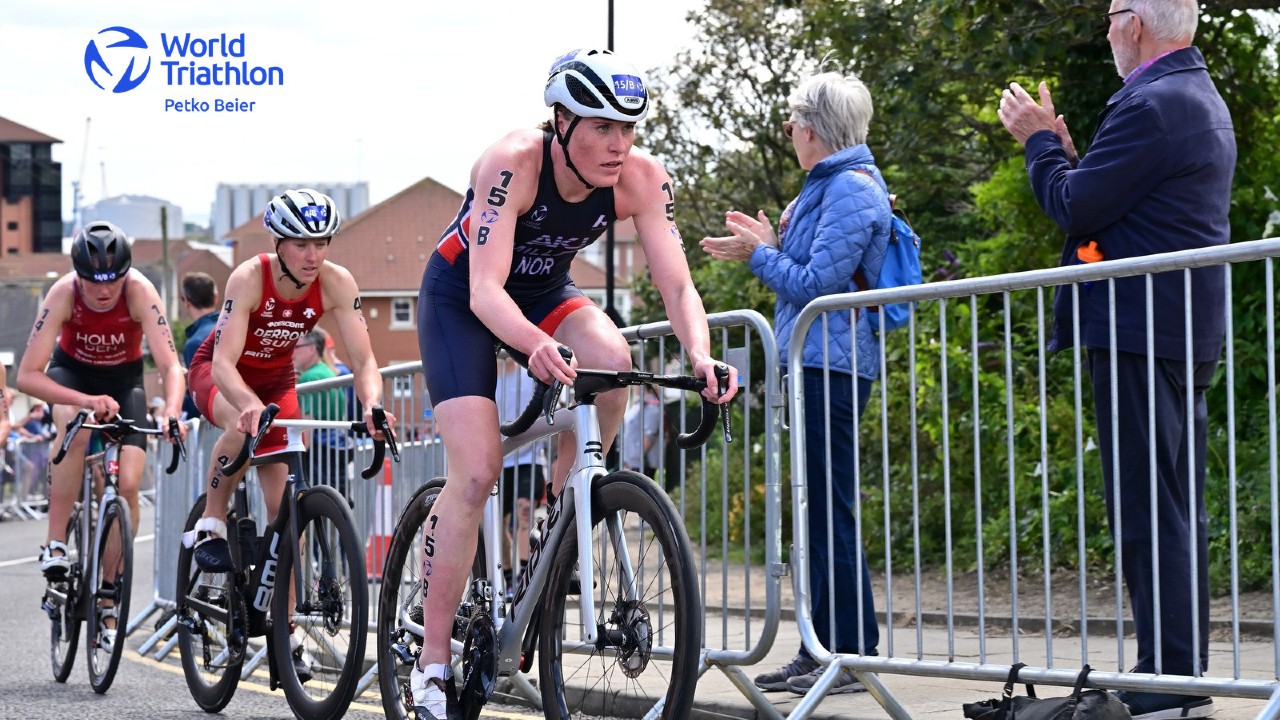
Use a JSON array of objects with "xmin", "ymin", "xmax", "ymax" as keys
[{"xmin": 1076, "ymin": 240, "xmax": 1104, "ymax": 263}]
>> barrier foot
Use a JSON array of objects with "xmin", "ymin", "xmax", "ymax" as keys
[
  {"xmin": 154, "ymin": 632, "xmax": 179, "ymax": 661},
  {"xmin": 1257, "ymin": 683, "xmax": 1280, "ymax": 720},
  {"xmin": 713, "ymin": 664, "xmax": 786, "ymax": 720},
  {"xmin": 241, "ymin": 643, "xmax": 269, "ymax": 679},
  {"xmin": 126, "ymin": 600, "xmax": 162, "ymax": 637},
  {"xmin": 354, "ymin": 663, "xmax": 379, "ymax": 700},
  {"xmin": 857, "ymin": 669, "xmax": 911, "ymax": 720},
  {"xmin": 138, "ymin": 615, "xmax": 178, "ymax": 657},
  {"xmin": 508, "ymin": 672, "xmax": 542, "ymax": 709},
  {"xmin": 784, "ymin": 663, "xmax": 910, "ymax": 720}
]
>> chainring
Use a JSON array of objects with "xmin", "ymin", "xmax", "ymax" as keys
[{"xmin": 459, "ymin": 608, "xmax": 498, "ymax": 720}]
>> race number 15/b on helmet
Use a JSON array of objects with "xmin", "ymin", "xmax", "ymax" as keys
[
  {"xmin": 263, "ymin": 188, "xmax": 342, "ymax": 240},
  {"xmin": 544, "ymin": 48, "xmax": 649, "ymax": 123},
  {"xmin": 71, "ymin": 221, "xmax": 132, "ymax": 282}
]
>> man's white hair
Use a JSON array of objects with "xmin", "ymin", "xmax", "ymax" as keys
[{"xmin": 1129, "ymin": 0, "xmax": 1199, "ymax": 42}]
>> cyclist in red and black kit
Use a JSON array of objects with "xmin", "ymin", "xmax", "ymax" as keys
[
  {"xmin": 411, "ymin": 48, "xmax": 738, "ymax": 719},
  {"xmin": 185, "ymin": 189, "xmax": 394, "ymax": 575},
  {"xmin": 18, "ymin": 221, "xmax": 188, "ymax": 599}
]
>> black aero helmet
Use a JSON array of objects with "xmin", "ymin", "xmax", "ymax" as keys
[{"xmin": 71, "ymin": 221, "xmax": 132, "ymax": 282}]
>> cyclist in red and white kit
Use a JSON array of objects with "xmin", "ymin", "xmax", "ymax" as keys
[
  {"xmin": 18, "ymin": 221, "xmax": 188, "ymax": 603},
  {"xmin": 185, "ymin": 189, "xmax": 394, "ymax": 583}
]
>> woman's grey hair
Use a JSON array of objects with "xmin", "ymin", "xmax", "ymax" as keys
[
  {"xmin": 787, "ymin": 71, "xmax": 874, "ymax": 150},
  {"xmin": 1129, "ymin": 0, "xmax": 1198, "ymax": 42}
]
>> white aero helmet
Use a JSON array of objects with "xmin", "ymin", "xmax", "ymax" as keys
[
  {"xmin": 544, "ymin": 48, "xmax": 649, "ymax": 123},
  {"xmin": 263, "ymin": 188, "xmax": 341, "ymax": 240}
]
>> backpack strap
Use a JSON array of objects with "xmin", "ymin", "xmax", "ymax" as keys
[{"xmin": 850, "ymin": 168, "xmax": 889, "ymax": 315}]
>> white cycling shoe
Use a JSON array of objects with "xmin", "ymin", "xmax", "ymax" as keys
[
  {"xmin": 39, "ymin": 541, "xmax": 72, "ymax": 579},
  {"xmin": 410, "ymin": 663, "xmax": 456, "ymax": 720},
  {"xmin": 98, "ymin": 606, "xmax": 118, "ymax": 654}
]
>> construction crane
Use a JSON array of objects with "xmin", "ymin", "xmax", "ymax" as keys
[{"xmin": 70, "ymin": 117, "xmax": 90, "ymax": 230}]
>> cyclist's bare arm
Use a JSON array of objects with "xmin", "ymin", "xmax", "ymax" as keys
[
  {"xmin": 16, "ymin": 275, "xmax": 117, "ymax": 418},
  {"xmin": 128, "ymin": 273, "xmax": 188, "ymax": 440},
  {"xmin": 618, "ymin": 152, "xmax": 739, "ymax": 403},
  {"xmin": 321, "ymin": 263, "xmax": 396, "ymax": 438},
  {"xmin": 210, "ymin": 260, "xmax": 268, "ymax": 434},
  {"xmin": 469, "ymin": 132, "xmax": 577, "ymax": 386}
]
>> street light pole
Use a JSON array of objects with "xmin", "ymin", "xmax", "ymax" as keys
[{"xmin": 603, "ymin": 0, "xmax": 623, "ymax": 326}]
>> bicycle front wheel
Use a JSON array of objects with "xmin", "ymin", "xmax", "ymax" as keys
[
  {"xmin": 176, "ymin": 494, "xmax": 244, "ymax": 713},
  {"xmin": 47, "ymin": 504, "xmax": 83, "ymax": 682},
  {"xmin": 86, "ymin": 495, "xmax": 133, "ymax": 694},
  {"xmin": 538, "ymin": 471, "xmax": 701, "ymax": 719},
  {"xmin": 271, "ymin": 484, "xmax": 367, "ymax": 720},
  {"xmin": 376, "ymin": 478, "xmax": 487, "ymax": 720}
]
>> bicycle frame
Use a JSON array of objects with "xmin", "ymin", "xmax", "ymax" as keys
[
  {"xmin": 456, "ymin": 398, "xmax": 654, "ymax": 680},
  {"xmin": 231, "ymin": 451, "xmax": 309, "ymax": 638},
  {"xmin": 81, "ymin": 444, "xmax": 123, "ymax": 616}
]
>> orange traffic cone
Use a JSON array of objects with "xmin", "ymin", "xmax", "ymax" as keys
[{"xmin": 365, "ymin": 457, "xmax": 394, "ymax": 580}]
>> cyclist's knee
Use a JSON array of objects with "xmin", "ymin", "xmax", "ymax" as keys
[{"xmin": 452, "ymin": 469, "xmax": 502, "ymax": 507}]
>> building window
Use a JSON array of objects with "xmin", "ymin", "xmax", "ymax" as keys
[
  {"xmin": 391, "ymin": 297, "xmax": 413, "ymax": 328},
  {"xmin": 392, "ymin": 374, "xmax": 414, "ymax": 399},
  {"xmin": 5, "ymin": 221, "xmax": 16, "ymax": 231}
]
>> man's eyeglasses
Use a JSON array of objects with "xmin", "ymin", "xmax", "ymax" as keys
[{"xmin": 1101, "ymin": 8, "xmax": 1135, "ymax": 23}]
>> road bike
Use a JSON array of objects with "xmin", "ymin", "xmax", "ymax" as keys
[
  {"xmin": 174, "ymin": 404, "xmax": 398, "ymax": 720},
  {"xmin": 44, "ymin": 411, "xmax": 185, "ymax": 693},
  {"xmin": 377, "ymin": 359, "xmax": 731, "ymax": 719}
]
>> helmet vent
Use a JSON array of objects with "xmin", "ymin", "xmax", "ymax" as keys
[{"xmin": 565, "ymin": 76, "xmax": 604, "ymax": 110}]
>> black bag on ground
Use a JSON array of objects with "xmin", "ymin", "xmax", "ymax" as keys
[{"xmin": 962, "ymin": 663, "xmax": 1132, "ymax": 719}]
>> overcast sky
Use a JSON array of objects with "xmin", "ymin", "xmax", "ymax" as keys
[{"xmin": 0, "ymin": 0, "xmax": 703, "ymax": 227}]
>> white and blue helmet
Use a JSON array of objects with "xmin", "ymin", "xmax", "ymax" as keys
[
  {"xmin": 263, "ymin": 188, "xmax": 341, "ymax": 240},
  {"xmin": 544, "ymin": 48, "xmax": 649, "ymax": 123}
]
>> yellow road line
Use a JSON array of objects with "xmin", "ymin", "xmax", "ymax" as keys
[{"xmin": 124, "ymin": 651, "xmax": 542, "ymax": 719}]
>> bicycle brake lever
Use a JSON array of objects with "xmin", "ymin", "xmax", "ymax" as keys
[
  {"xmin": 372, "ymin": 405, "xmax": 400, "ymax": 462},
  {"xmin": 543, "ymin": 380, "xmax": 562, "ymax": 426},
  {"xmin": 715, "ymin": 364, "xmax": 733, "ymax": 444}
]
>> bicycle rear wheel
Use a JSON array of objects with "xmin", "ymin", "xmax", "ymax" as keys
[
  {"xmin": 271, "ymin": 484, "xmax": 367, "ymax": 720},
  {"xmin": 47, "ymin": 503, "xmax": 83, "ymax": 682},
  {"xmin": 176, "ymin": 494, "xmax": 244, "ymax": 712},
  {"xmin": 538, "ymin": 471, "xmax": 701, "ymax": 719},
  {"xmin": 376, "ymin": 478, "xmax": 487, "ymax": 720},
  {"xmin": 86, "ymin": 495, "xmax": 133, "ymax": 693}
]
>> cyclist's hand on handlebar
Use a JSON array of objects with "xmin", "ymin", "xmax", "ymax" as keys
[
  {"xmin": 364, "ymin": 407, "xmax": 397, "ymax": 441},
  {"xmin": 86, "ymin": 394, "xmax": 119, "ymax": 423},
  {"xmin": 528, "ymin": 340, "xmax": 576, "ymax": 386},
  {"xmin": 695, "ymin": 358, "xmax": 739, "ymax": 403},
  {"xmin": 165, "ymin": 416, "xmax": 188, "ymax": 442},
  {"xmin": 235, "ymin": 401, "xmax": 270, "ymax": 436}
]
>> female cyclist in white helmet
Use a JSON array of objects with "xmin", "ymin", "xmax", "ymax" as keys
[{"xmin": 409, "ymin": 48, "xmax": 738, "ymax": 719}]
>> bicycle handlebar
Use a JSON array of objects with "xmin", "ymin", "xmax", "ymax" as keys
[
  {"xmin": 500, "ymin": 353, "xmax": 733, "ymax": 450},
  {"xmin": 219, "ymin": 403, "xmax": 399, "ymax": 480},
  {"xmin": 53, "ymin": 410, "xmax": 188, "ymax": 474}
]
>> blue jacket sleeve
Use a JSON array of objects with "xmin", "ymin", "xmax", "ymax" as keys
[
  {"xmin": 1026, "ymin": 98, "xmax": 1170, "ymax": 238},
  {"xmin": 748, "ymin": 173, "xmax": 878, "ymax": 307}
]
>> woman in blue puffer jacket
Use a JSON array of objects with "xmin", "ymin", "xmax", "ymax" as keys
[{"xmin": 702, "ymin": 69, "xmax": 892, "ymax": 696}]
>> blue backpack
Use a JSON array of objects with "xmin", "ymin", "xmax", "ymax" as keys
[{"xmin": 852, "ymin": 170, "xmax": 923, "ymax": 333}]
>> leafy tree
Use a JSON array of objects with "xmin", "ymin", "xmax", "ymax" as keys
[{"xmin": 633, "ymin": 0, "xmax": 1280, "ymax": 592}]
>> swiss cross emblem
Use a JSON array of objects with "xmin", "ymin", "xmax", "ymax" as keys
[{"xmin": 283, "ymin": 309, "xmax": 293, "ymax": 318}]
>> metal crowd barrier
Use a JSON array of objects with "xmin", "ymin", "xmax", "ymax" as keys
[
  {"xmin": 1, "ymin": 437, "xmax": 52, "ymax": 520},
  {"xmin": 785, "ymin": 237, "xmax": 1280, "ymax": 719}
]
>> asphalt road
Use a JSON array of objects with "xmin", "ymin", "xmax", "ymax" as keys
[{"xmin": 0, "ymin": 505, "xmax": 545, "ymax": 720}]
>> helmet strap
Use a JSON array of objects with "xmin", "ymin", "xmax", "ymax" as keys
[
  {"xmin": 553, "ymin": 114, "xmax": 595, "ymax": 190},
  {"xmin": 274, "ymin": 242, "xmax": 307, "ymax": 290}
]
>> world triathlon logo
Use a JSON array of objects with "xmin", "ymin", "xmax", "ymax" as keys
[{"xmin": 84, "ymin": 26, "xmax": 152, "ymax": 93}]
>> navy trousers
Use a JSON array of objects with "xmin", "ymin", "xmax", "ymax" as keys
[
  {"xmin": 801, "ymin": 369, "xmax": 879, "ymax": 657},
  {"xmin": 1089, "ymin": 349, "xmax": 1214, "ymax": 675}
]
